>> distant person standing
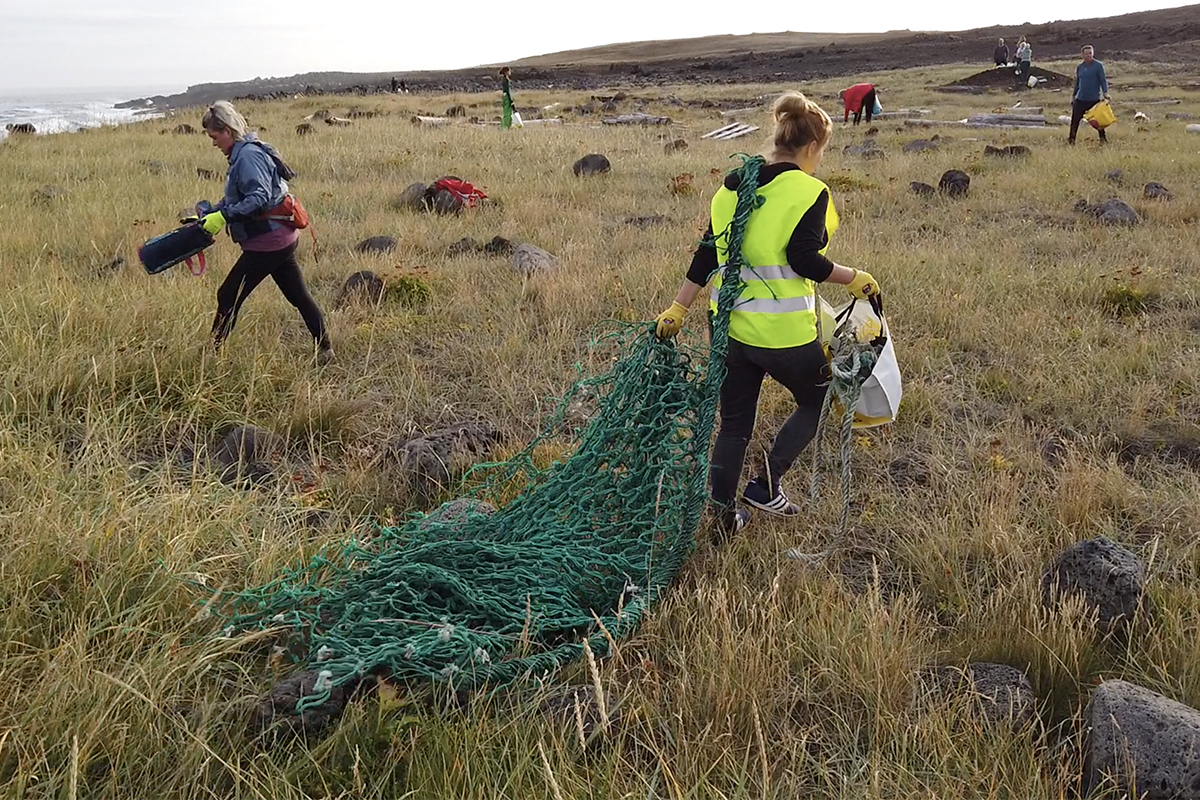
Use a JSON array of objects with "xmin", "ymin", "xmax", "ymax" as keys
[
  {"xmin": 1068, "ymin": 45, "xmax": 1110, "ymax": 145},
  {"xmin": 994, "ymin": 38, "xmax": 1009, "ymax": 67},
  {"xmin": 1016, "ymin": 38, "xmax": 1032, "ymax": 83},
  {"xmin": 840, "ymin": 83, "xmax": 876, "ymax": 126},
  {"xmin": 499, "ymin": 67, "xmax": 514, "ymax": 129},
  {"xmin": 390, "ymin": 77, "xmax": 398, "ymax": 93}
]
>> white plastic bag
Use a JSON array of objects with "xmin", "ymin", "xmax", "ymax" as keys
[
  {"xmin": 512, "ymin": 111, "xmax": 524, "ymax": 128},
  {"xmin": 829, "ymin": 298, "xmax": 902, "ymax": 428},
  {"xmin": 1027, "ymin": 75, "xmax": 1038, "ymax": 89}
]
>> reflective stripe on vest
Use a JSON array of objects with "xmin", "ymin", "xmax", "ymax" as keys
[{"xmin": 709, "ymin": 170, "xmax": 839, "ymax": 349}]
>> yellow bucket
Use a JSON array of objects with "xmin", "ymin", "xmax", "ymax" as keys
[{"xmin": 1084, "ymin": 100, "xmax": 1116, "ymax": 130}]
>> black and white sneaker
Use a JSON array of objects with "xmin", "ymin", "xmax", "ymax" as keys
[
  {"xmin": 715, "ymin": 506, "xmax": 751, "ymax": 543},
  {"xmin": 742, "ymin": 478, "xmax": 801, "ymax": 517}
]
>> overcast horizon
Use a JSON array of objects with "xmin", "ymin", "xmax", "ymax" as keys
[{"xmin": 1, "ymin": 0, "xmax": 1194, "ymax": 93}]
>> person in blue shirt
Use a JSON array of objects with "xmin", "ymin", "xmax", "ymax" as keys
[{"xmin": 1069, "ymin": 45, "xmax": 1110, "ymax": 145}]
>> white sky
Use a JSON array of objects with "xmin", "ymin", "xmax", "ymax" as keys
[{"xmin": 0, "ymin": 0, "xmax": 1192, "ymax": 93}]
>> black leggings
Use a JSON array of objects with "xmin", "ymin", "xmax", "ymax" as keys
[
  {"xmin": 211, "ymin": 242, "xmax": 328, "ymax": 349},
  {"xmin": 853, "ymin": 89, "xmax": 877, "ymax": 126},
  {"xmin": 1069, "ymin": 98, "xmax": 1107, "ymax": 143},
  {"xmin": 710, "ymin": 337, "xmax": 830, "ymax": 506}
]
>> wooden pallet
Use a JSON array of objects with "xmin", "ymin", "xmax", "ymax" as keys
[{"xmin": 701, "ymin": 121, "xmax": 761, "ymax": 141}]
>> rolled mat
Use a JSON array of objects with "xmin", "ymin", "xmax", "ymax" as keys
[{"xmin": 139, "ymin": 222, "xmax": 215, "ymax": 275}]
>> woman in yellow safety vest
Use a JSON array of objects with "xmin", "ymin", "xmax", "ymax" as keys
[{"xmin": 654, "ymin": 91, "xmax": 879, "ymax": 540}]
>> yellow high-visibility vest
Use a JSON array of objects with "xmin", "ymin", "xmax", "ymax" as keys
[{"xmin": 709, "ymin": 169, "xmax": 838, "ymax": 349}]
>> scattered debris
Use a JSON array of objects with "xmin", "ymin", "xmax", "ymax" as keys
[
  {"xmin": 625, "ymin": 215, "xmax": 667, "ymax": 228},
  {"xmin": 296, "ymin": 122, "xmax": 316, "ymax": 136},
  {"xmin": 719, "ymin": 105, "xmax": 765, "ymax": 118},
  {"xmin": 1165, "ymin": 111, "xmax": 1195, "ymax": 120},
  {"xmin": 602, "ymin": 113, "xmax": 672, "ymax": 126},
  {"xmin": 172, "ymin": 123, "xmax": 197, "ymax": 135},
  {"xmin": 664, "ymin": 138, "xmax": 688, "ymax": 153},
  {"xmin": 445, "ymin": 105, "xmax": 466, "ymax": 118},
  {"xmin": 1105, "ymin": 168, "xmax": 1124, "ymax": 183},
  {"xmin": 573, "ymin": 154, "xmax": 611, "ymax": 177},
  {"xmin": 910, "ymin": 181, "xmax": 937, "ymax": 197},
  {"xmin": 701, "ymin": 121, "xmax": 760, "ymax": 141},
  {"xmin": 324, "ymin": 116, "xmax": 352, "ymax": 127},
  {"xmin": 196, "ymin": 167, "xmax": 218, "ymax": 180},
  {"xmin": 411, "ymin": 115, "xmax": 450, "ymax": 127},
  {"xmin": 670, "ymin": 173, "xmax": 694, "ymax": 196}
]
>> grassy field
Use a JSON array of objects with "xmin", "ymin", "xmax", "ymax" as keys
[{"xmin": 2, "ymin": 59, "xmax": 1200, "ymax": 798}]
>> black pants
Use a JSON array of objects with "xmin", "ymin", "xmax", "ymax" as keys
[
  {"xmin": 1018, "ymin": 61, "xmax": 1031, "ymax": 82},
  {"xmin": 211, "ymin": 242, "xmax": 329, "ymax": 349},
  {"xmin": 710, "ymin": 337, "xmax": 829, "ymax": 507},
  {"xmin": 1068, "ymin": 98, "xmax": 1107, "ymax": 143},
  {"xmin": 852, "ymin": 89, "xmax": 877, "ymax": 126}
]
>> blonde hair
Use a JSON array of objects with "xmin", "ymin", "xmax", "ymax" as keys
[
  {"xmin": 770, "ymin": 91, "xmax": 832, "ymax": 153},
  {"xmin": 201, "ymin": 100, "xmax": 248, "ymax": 140}
]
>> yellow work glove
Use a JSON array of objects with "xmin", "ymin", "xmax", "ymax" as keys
[
  {"xmin": 846, "ymin": 269, "xmax": 878, "ymax": 300},
  {"xmin": 655, "ymin": 301, "xmax": 689, "ymax": 339},
  {"xmin": 200, "ymin": 211, "xmax": 226, "ymax": 236}
]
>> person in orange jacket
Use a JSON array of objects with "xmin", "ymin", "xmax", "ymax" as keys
[{"xmin": 840, "ymin": 83, "xmax": 877, "ymax": 126}]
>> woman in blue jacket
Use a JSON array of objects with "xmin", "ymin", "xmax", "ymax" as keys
[{"xmin": 197, "ymin": 101, "xmax": 332, "ymax": 362}]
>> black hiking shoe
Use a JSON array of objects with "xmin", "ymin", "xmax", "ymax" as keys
[
  {"xmin": 714, "ymin": 506, "xmax": 751, "ymax": 544},
  {"xmin": 742, "ymin": 478, "xmax": 801, "ymax": 517}
]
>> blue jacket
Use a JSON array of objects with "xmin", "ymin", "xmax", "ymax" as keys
[
  {"xmin": 216, "ymin": 133, "xmax": 289, "ymax": 243},
  {"xmin": 1075, "ymin": 60, "xmax": 1109, "ymax": 102}
]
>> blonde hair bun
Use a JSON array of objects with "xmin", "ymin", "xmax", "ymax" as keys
[{"xmin": 770, "ymin": 91, "xmax": 832, "ymax": 153}]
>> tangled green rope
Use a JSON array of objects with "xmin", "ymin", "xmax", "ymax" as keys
[
  {"xmin": 808, "ymin": 337, "xmax": 879, "ymax": 540},
  {"xmin": 219, "ymin": 155, "xmax": 767, "ymax": 711}
]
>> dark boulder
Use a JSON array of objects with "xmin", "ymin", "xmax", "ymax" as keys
[
  {"xmin": 573, "ymin": 154, "xmax": 612, "ymax": 177},
  {"xmin": 335, "ymin": 270, "xmax": 386, "ymax": 308},
  {"xmin": 939, "ymin": 170, "xmax": 970, "ymax": 196},
  {"xmin": 355, "ymin": 236, "xmax": 398, "ymax": 254},
  {"xmin": 1041, "ymin": 536, "xmax": 1146, "ymax": 629},
  {"xmin": 1086, "ymin": 680, "xmax": 1200, "ymax": 799}
]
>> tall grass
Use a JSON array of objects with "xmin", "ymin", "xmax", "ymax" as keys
[{"xmin": 1, "ymin": 59, "xmax": 1199, "ymax": 797}]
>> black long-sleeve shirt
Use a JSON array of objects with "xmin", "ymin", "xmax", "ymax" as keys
[{"xmin": 686, "ymin": 162, "xmax": 835, "ymax": 287}]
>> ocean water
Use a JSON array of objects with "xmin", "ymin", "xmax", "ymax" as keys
[{"xmin": 0, "ymin": 86, "xmax": 178, "ymax": 140}]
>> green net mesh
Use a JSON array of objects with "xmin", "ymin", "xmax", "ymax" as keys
[{"xmin": 220, "ymin": 156, "xmax": 766, "ymax": 711}]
